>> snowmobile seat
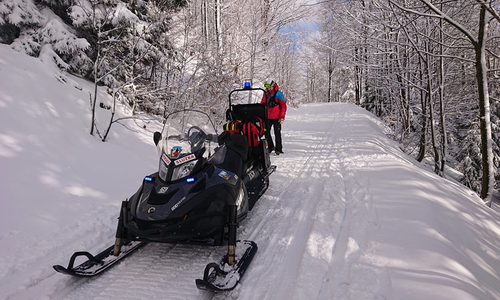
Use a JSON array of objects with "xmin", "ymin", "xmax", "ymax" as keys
[
  {"xmin": 222, "ymin": 118, "xmax": 264, "ymax": 163},
  {"xmin": 216, "ymin": 132, "xmax": 248, "ymax": 177},
  {"xmin": 226, "ymin": 103, "xmax": 271, "ymax": 172}
]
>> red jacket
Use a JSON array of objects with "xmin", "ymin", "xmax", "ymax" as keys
[{"xmin": 261, "ymin": 83, "xmax": 287, "ymax": 120}]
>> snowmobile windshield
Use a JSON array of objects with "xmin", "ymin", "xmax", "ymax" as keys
[{"xmin": 156, "ymin": 110, "xmax": 219, "ymax": 182}]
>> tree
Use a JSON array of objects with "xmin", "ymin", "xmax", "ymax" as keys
[
  {"xmin": 312, "ymin": 0, "xmax": 500, "ymax": 203},
  {"xmin": 390, "ymin": 0, "xmax": 497, "ymax": 203},
  {"xmin": 69, "ymin": 0, "xmax": 183, "ymax": 137}
]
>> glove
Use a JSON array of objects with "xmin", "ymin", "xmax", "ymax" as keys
[{"xmin": 279, "ymin": 119, "xmax": 284, "ymax": 124}]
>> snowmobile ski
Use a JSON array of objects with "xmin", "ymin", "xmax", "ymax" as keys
[
  {"xmin": 195, "ymin": 240, "xmax": 257, "ymax": 292},
  {"xmin": 53, "ymin": 240, "xmax": 147, "ymax": 277}
]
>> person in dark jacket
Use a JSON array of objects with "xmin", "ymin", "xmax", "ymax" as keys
[{"xmin": 261, "ymin": 80, "xmax": 287, "ymax": 155}]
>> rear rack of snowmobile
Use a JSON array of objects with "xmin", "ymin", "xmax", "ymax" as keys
[{"xmin": 227, "ymin": 86, "xmax": 267, "ymax": 122}]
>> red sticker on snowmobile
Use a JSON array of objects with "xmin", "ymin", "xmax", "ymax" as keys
[
  {"xmin": 218, "ymin": 170, "xmax": 231, "ymax": 180},
  {"xmin": 174, "ymin": 154, "xmax": 196, "ymax": 166},
  {"xmin": 161, "ymin": 153, "xmax": 171, "ymax": 165}
]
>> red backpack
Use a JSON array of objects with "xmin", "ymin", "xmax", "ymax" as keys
[
  {"xmin": 242, "ymin": 117, "xmax": 264, "ymax": 147},
  {"xmin": 223, "ymin": 117, "xmax": 264, "ymax": 147}
]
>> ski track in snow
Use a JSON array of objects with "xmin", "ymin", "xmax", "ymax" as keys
[{"xmin": 214, "ymin": 105, "xmax": 381, "ymax": 300}]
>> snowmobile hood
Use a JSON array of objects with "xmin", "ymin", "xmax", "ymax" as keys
[{"xmin": 133, "ymin": 167, "xmax": 241, "ymax": 222}]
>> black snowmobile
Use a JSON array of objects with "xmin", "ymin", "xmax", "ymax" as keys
[{"xmin": 53, "ymin": 83, "xmax": 276, "ymax": 292}]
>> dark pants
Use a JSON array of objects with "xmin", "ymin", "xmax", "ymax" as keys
[{"xmin": 265, "ymin": 119, "xmax": 282, "ymax": 152}]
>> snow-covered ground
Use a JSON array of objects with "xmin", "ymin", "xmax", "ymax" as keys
[{"xmin": 1, "ymin": 44, "xmax": 500, "ymax": 300}]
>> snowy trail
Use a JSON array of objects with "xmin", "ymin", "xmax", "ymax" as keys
[
  {"xmin": 224, "ymin": 105, "xmax": 409, "ymax": 300},
  {"xmin": 218, "ymin": 106, "xmax": 363, "ymax": 299}
]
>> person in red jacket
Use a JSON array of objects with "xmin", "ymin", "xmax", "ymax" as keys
[{"xmin": 261, "ymin": 80, "xmax": 287, "ymax": 155}]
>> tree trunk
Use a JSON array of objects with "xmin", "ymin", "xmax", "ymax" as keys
[
  {"xmin": 426, "ymin": 60, "xmax": 439, "ymax": 174},
  {"xmin": 328, "ymin": 50, "xmax": 333, "ymax": 102},
  {"xmin": 476, "ymin": 6, "xmax": 495, "ymax": 202},
  {"xmin": 416, "ymin": 57, "xmax": 427, "ymax": 163},
  {"xmin": 215, "ymin": 0, "xmax": 222, "ymax": 52},
  {"xmin": 438, "ymin": 15, "xmax": 447, "ymax": 176}
]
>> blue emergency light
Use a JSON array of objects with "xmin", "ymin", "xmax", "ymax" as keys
[
  {"xmin": 243, "ymin": 80, "xmax": 251, "ymax": 89},
  {"xmin": 144, "ymin": 176, "xmax": 154, "ymax": 182},
  {"xmin": 186, "ymin": 177, "xmax": 195, "ymax": 183}
]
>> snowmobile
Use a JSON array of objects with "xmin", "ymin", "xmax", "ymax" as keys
[{"xmin": 53, "ymin": 82, "xmax": 276, "ymax": 292}]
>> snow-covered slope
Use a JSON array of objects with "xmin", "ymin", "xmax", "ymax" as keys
[{"xmin": 1, "ymin": 44, "xmax": 500, "ymax": 300}]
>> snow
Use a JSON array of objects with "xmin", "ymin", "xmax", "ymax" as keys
[
  {"xmin": 38, "ymin": 8, "xmax": 90, "ymax": 55},
  {"xmin": 1, "ymin": 43, "xmax": 500, "ymax": 300},
  {"xmin": 112, "ymin": 2, "xmax": 140, "ymax": 26},
  {"xmin": 0, "ymin": 0, "xmax": 44, "ymax": 26}
]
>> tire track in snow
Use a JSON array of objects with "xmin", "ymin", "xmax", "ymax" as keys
[
  {"xmin": 223, "ymin": 108, "xmax": 349, "ymax": 300},
  {"xmin": 316, "ymin": 157, "xmax": 354, "ymax": 300},
  {"xmin": 276, "ymin": 127, "xmax": 350, "ymax": 300},
  {"xmin": 317, "ymin": 117, "xmax": 387, "ymax": 300},
  {"xmin": 267, "ymin": 134, "xmax": 344, "ymax": 300}
]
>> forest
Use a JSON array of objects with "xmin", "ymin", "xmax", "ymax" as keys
[{"xmin": 1, "ymin": 0, "xmax": 500, "ymax": 204}]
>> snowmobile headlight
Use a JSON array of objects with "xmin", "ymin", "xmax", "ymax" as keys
[{"xmin": 172, "ymin": 160, "xmax": 198, "ymax": 181}]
